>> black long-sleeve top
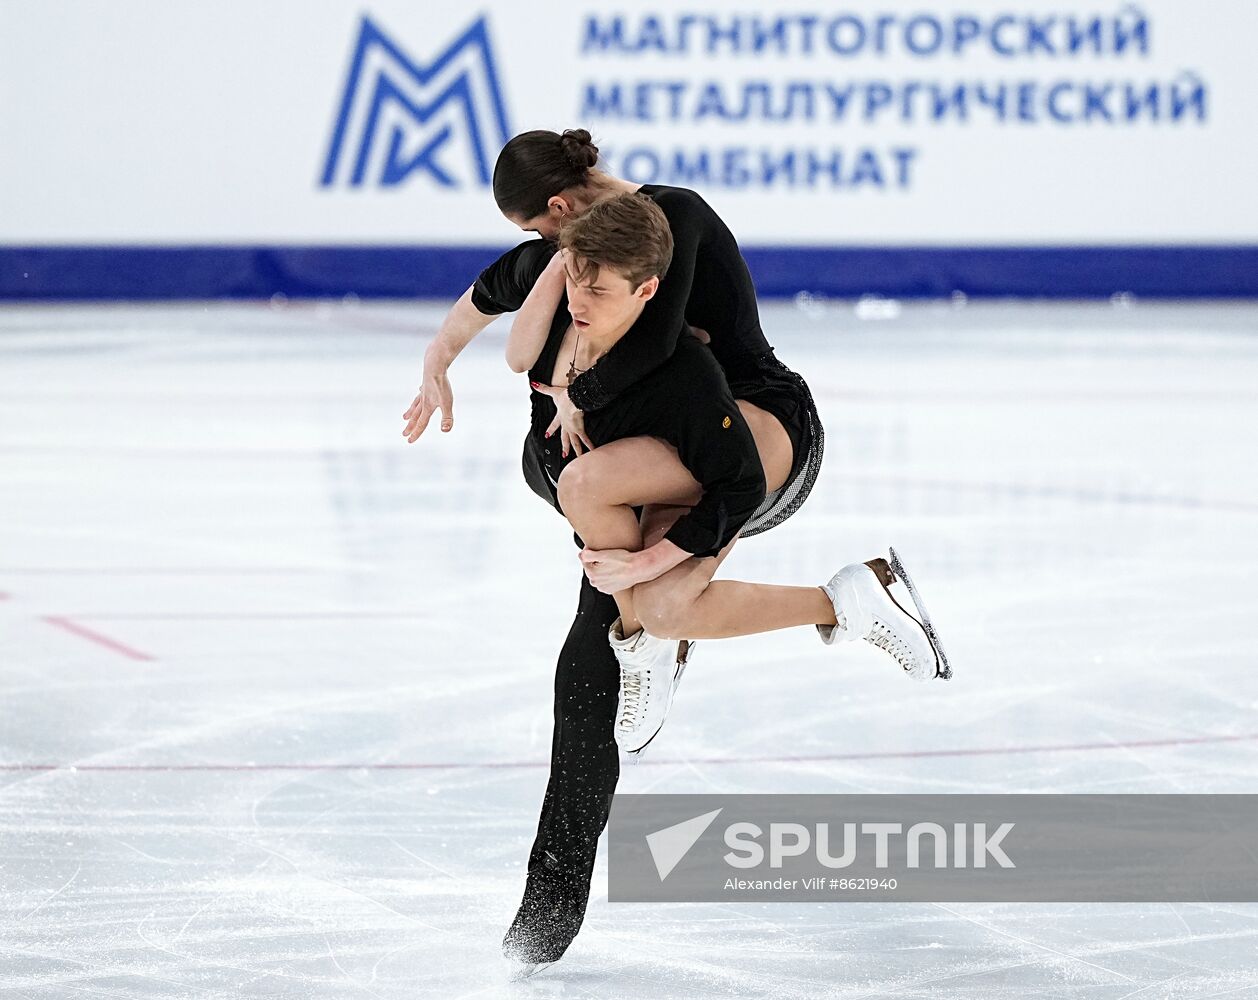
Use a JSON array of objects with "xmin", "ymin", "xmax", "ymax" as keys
[
  {"xmin": 471, "ymin": 183, "xmax": 774, "ymax": 411},
  {"xmin": 520, "ymin": 306, "xmax": 766, "ymax": 558}
]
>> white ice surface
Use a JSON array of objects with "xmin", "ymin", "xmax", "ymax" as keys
[{"xmin": 1, "ymin": 299, "xmax": 1257, "ymax": 998}]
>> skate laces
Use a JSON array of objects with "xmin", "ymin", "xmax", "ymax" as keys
[
  {"xmin": 865, "ymin": 619, "xmax": 917, "ymax": 674},
  {"xmin": 618, "ymin": 667, "xmax": 644, "ymax": 731}
]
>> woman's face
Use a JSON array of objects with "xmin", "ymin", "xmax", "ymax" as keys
[{"xmin": 562, "ymin": 253, "xmax": 657, "ymax": 338}]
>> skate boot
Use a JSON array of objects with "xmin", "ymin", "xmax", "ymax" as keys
[
  {"xmin": 609, "ymin": 618, "xmax": 694, "ymax": 758},
  {"xmin": 501, "ymin": 856, "xmax": 589, "ymax": 980},
  {"xmin": 818, "ymin": 547, "xmax": 952, "ymax": 681}
]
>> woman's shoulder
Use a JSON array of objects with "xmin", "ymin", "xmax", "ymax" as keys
[
  {"xmin": 502, "ymin": 237, "xmax": 557, "ymax": 272},
  {"xmin": 640, "ymin": 184, "xmax": 732, "ymax": 242},
  {"xmin": 640, "ymin": 183, "xmax": 710, "ymax": 210}
]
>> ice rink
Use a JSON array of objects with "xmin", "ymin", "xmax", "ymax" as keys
[{"xmin": 2, "ymin": 298, "xmax": 1257, "ymax": 999}]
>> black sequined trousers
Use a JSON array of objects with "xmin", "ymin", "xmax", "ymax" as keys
[{"xmin": 504, "ymin": 572, "xmax": 621, "ymax": 962}]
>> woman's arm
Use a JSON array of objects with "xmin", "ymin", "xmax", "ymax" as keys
[
  {"xmin": 565, "ymin": 201, "xmax": 703, "ymax": 411},
  {"xmin": 403, "ymin": 240, "xmax": 558, "ymax": 441},
  {"xmin": 471, "ymin": 238, "xmax": 558, "ymax": 315},
  {"xmin": 506, "ymin": 251, "xmax": 566, "ymax": 373},
  {"xmin": 402, "ymin": 287, "xmax": 494, "ymax": 441},
  {"xmin": 427, "ymin": 286, "xmax": 493, "ymax": 369}
]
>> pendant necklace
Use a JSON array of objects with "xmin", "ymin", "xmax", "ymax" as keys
[{"xmin": 566, "ymin": 333, "xmax": 585, "ymax": 382}]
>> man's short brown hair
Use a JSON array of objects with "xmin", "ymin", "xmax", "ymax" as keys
[{"xmin": 558, "ymin": 192, "xmax": 673, "ymax": 288}]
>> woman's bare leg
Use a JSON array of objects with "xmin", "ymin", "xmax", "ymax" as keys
[
  {"xmin": 633, "ymin": 504, "xmax": 836, "ymax": 641},
  {"xmin": 634, "ymin": 558, "xmax": 836, "ymax": 640},
  {"xmin": 556, "ymin": 437, "xmax": 702, "ymax": 635},
  {"xmin": 556, "ymin": 400, "xmax": 794, "ymax": 635},
  {"xmin": 626, "ymin": 399, "xmax": 822, "ymax": 639}
]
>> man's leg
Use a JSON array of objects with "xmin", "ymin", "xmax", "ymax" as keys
[{"xmin": 504, "ymin": 572, "xmax": 622, "ymax": 965}]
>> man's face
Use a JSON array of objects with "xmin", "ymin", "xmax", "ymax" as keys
[{"xmin": 562, "ymin": 254, "xmax": 649, "ymax": 337}]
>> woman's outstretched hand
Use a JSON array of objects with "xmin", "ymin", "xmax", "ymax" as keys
[
  {"xmin": 402, "ymin": 352, "xmax": 455, "ymax": 442},
  {"xmin": 530, "ymin": 382, "xmax": 594, "ymax": 458}
]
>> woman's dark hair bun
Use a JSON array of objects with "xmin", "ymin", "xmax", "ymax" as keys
[
  {"xmin": 492, "ymin": 128, "xmax": 600, "ymax": 218},
  {"xmin": 559, "ymin": 129, "xmax": 599, "ymax": 171}
]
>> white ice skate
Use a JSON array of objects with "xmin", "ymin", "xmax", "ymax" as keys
[
  {"xmin": 818, "ymin": 547, "xmax": 952, "ymax": 681},
  {"xmin": 609, "ymin": 618, "xmax": 694, "ymax": 758}
]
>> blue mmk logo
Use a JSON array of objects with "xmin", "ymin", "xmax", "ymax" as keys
[{"xmin": 321, "ymin": 16, "xmax": 512, "ymax": 189}]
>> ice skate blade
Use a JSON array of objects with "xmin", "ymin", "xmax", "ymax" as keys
[
  {"xmin": 885, "ymin": 547, "xmax": 952, "ymax": 680},
  {"xmin": 619, "ymin": 717, "xmax": 665, "ymax": 760},
  {"xmin": 674, "ymin": 639, "xmax": 694, "ymax": 687},
  {"xmin": 619, "ymin": 715, "xmax": 666, "ymax": 761},
  {"xmin": 506, "ymin": 958, "xmax": 557, "ymax": 982}
]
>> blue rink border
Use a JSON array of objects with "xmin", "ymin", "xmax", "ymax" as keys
[{"xmin": 2, "ymin": 245, "xmax": 1256, "ymax": 300}]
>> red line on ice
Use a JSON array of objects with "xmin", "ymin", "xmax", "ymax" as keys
[
  {"xmin": 67, "ymin": 612, "xmax": 434, "ymax": 621},
  {"xmin": 4, "ymin": 731, "xmax": 1255, "ymax": 773},
  {"xmin": 41, "ymin": 616, "xmax": 156, "ymax": 663},
  {"xmin": 0, "ymin": 568, "xmax": 325, "ymax": 576}
]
